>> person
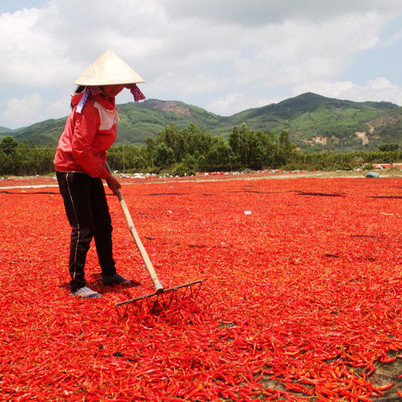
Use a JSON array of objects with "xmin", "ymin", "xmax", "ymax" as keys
[{"xmin": 54, "ymin": 50, "xmax": 146, "ymax": 298}]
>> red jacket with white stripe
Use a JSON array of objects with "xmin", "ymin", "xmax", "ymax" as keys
[{"xmin": 54, "ymin": 92, "xmax": 118, "ymax": 179}]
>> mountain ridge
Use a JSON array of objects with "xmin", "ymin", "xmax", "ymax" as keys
[{"xmin": 2, "ymin": 92, "xmax": 402, "ymax": 152}]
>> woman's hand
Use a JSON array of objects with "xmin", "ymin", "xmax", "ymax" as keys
[{"xmin": 106, "ymin": 174, "xmax": 121, "ymax": 195}]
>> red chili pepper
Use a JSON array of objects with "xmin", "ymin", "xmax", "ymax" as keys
[
  {"xmin": 284, "ymin": 382, "xmax": 309, "ymax": 394},
  {"xmin": 2, "ymin": 176, "xmax": 402, "ymax": 400},
  {"xmin": 376, "ymin": 381, "xmax": 394, "ymax": 392}
]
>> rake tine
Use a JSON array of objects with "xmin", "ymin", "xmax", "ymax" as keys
[
  {"xmin": 146, "ymin": 293, "xmax": 162, "ymax": 314},
  {"xmin": 115, "ymin": 304, "xmax": 125, "ymax": 320},
  {"xmin": 160, "ymin": 289, "xmax": 176, "ymax": 309},
  {"xmin": 167, "ymin": 279, "xmax": 204, "ymax": 294},
  {"xmin": 114, "ymin": 279, "xmax": 205, "ymax": 318},
  {"xmin": 135, "ymin": 298, "xmax": 144, "ymax": 314},
  {"xmin": 180, "ymin": 279, "xmax": 202, "ymax": 301},
  {"xmin": 116, "ymin": 301, "xmax": 128, "ymax": 320},
  {"xmin": 115, "ymin": 280, "xmax": 204, "ymax": 308}
]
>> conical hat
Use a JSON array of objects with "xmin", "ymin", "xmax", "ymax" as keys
[{"xmin": 74, "ymin": 50, "xmax": 145, "ymax": 86}]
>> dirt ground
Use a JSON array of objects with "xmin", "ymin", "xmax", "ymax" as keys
[
  {"xmin": 260, "ymin": 353, "xmax": 401, "ymax": 400},
  {"xmin": 1, "ymin": 167, "xmax": 402, "ymax": 186},
  {"xmin": 266, "ymin": 169, "xmax": 402, "ymax": 180},
  {"xmin": 224, "ymin": 167, "xmax": 402, "ymax": 181}
]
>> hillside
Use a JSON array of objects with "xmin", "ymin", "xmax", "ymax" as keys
[
  {"xmin": 7, "ymin": 92, "xmax": 402, "ymax": 152},
  {"xmin": 0, "ymin": 126, "xmax": 16, "ymax": 136},
  {"xmin": 232, "ymin": 93, "xmax": 401, "ymax": 152}
]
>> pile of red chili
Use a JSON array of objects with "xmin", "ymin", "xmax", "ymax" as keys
[{"xmin": 0, "ymin": 176, "xmax": 401, "ymax": 400}]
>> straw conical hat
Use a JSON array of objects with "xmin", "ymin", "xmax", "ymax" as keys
[{"xmin": 74, "ymin": 50, "xmax": 145, "ymax": 86}]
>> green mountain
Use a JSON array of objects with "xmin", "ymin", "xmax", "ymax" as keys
[
  {"xmin": 230, "ymin": 93, "xmax": 402, "ymax": 152},
  {"xmin": 7, "ymin": 93, "xmax": 402, "ymax": 152},
  {"xmin": 0, "ymin": 126, "xmax": 16, "ymax": 136}
]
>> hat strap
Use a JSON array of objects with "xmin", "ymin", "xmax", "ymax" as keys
[
  {"xmin": 76, "ymin": 84, "xmax": 145, "ymax": 114},
  {"xmin": 76, "ymin": 87, "xmax": 102, "ymax": 113},
  {"xmin": 125, "ymin": 84, "xmax": 146, "ymax": 102}
]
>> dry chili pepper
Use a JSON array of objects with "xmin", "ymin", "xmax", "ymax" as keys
[{"xmin": 1, "ymin": 176, "xmax": 401, "ymax": 400}]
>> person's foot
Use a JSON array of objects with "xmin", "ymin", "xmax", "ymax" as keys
[
  {"xmin": 102, "ymin": 273, "xmax": 134, "ymax": 285},
  {"xmin": 71, "ymin": 286, "xmax": 101, "ymax": 298}
]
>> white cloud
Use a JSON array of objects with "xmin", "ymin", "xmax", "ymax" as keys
[
  {"xmin": 345, "ymin": 78, "xmax": 402, "ymax": 104},
  {"xmin": 1, "ymin": 1, "xmax": 402, "ymax": 128},
  {"xmin": 0, "ymin": 5, "xmax": 72, "ymax": 87},
  {"xmin": 205, "ymin": 92, "xmax": 272, "ymax": 116},
  {"xmin": 47, "ymin": 94, "xmax": 71, "ymax": 120},
  {"xmin": 292, "ymin": 77, "xmax": 402, "ymax": 105},
  {"xmin": 2, "ymin": 92, "xmax": 71, "ymax": 127},
  {"xmin": 2, "ymin": 94, "xmax": 44, "ymax": 126},
  {"xmin": 161, "ymin": 0, "xmax": 402, "ymax": 25}
]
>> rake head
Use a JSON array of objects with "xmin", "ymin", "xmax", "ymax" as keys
[{"xmin": 115, "ymin": 279, "xmax": 204, "ymax": 320}]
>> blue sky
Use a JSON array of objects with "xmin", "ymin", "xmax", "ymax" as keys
[
  {"xmin": 0, "ymin": 0, "xmax": 46, "ymax": 13},
  {"xmin": 1, "ymin": 0, "xmax": 402, "ymax": 128}
]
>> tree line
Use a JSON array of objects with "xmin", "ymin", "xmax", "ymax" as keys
[
  {"xmin": 0, "ymin": 137, "xmax": 55, "ymax": 176},
  {"xmin": 1, "ymin": 123, "xmax": 401, "ymax": 176}
]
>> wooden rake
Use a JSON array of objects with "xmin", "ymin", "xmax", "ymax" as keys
[{"xmin": 109, "ymin": 172, "xmax": 203, "ymax": 318}]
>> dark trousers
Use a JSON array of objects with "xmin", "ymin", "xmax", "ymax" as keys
[{"xmin": 56, "ymin": 172, "xmax": 116, "ymax": 291}]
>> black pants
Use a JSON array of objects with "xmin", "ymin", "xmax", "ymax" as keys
[{"xmin": 56, "ymin": 172, "xmax": 116, "ymax": 291}]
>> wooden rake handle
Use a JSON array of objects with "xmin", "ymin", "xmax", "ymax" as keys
[
  {"xmin": 107, "ymin": 166, "xmax": 163, "ymax": 293},
  {"xmin": 114, "ymin": 188, "xmax": 164, "ymax": 293}
]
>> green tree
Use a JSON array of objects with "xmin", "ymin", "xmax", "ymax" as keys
[
  {"xmin": 146, "ymin": 137, "xmax": 156, "ymax": 168},
  {"xmin": 185, "ymin": 124, "xmax": 212, "ymax": 156},
  {"xmin": 205, "ymin": 136, "xmax": 232, "ymax": 171},
  {"xmin": 0, "ymin": 136, "xmax": 18, "ymax": 156},
  {"xmin": 229, "ymin": 123, "xmax": 272, "ymax": 170},
  {"xmin": 258, "ymin": 131, "xmax": 278, "ymax": 168},
  {"xmin": 378, "ymin": 143, "xmax": 399, "ymax": 152},
  {"xmin": 228, "ymin": 126, "xmax": 241, "ymax": 168},
  {"xmin": 156, "ymin": 124, "xmax": 186, "ymax": 162},
  {"xmin": 276, "ymin": 131, "xmax": 296, "ymax": 167},
  {"xmin": 247, "ymin": 130, "xmax": 264, "ymax": 170},
  {"xmin": 155, "ymin": 142, "xmax": 175, "ymax": 167}
]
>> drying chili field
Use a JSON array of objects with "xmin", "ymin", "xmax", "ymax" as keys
[{"xmin": 0, "ymin": 176, "xmax": 401, "ymax": 401}]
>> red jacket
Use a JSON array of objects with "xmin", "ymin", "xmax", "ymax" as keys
[{"xmin": 54, "ymin": 92, "xmax": 118, "ymax": 179}]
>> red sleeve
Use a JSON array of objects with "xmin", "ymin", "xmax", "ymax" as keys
[{"xmin": 71, "ymin": 105, "xmax": 110, "ymax": 179}]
